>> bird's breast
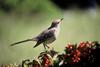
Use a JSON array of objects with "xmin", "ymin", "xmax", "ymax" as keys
[
  {"xmin": 54, "ymin": 27, "xmax": 60, "ymax": 38},
  {"xmin": 44, "ymin": 26, "xmax": 60, "ymax": 44}
]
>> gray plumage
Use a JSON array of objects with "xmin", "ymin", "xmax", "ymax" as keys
[{"xmin": 10, "ymin": 18, "xmax": 63, "ymax": 49}]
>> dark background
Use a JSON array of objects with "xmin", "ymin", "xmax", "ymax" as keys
[{"xmin": 0, "ymin": 0, "xmax": 98, "ymax": 12}]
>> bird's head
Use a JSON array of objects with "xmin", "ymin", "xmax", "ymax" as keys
[{"xmin": 50, "ymin": 18, "xmax": 63, "ymax": 28}]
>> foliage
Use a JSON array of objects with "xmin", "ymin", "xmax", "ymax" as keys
[{"xmin": 1, "ymin": 41, "xmax": 100, "ymax": 67}]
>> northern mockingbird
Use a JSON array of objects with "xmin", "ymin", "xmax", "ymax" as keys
[{"xmin": 10, "ymin": 18, "xmax": 63, "ymax": 49}]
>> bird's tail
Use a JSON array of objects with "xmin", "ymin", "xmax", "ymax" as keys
[{"xmin": 10, "ymin": 39, "xmax": 33, "ymax": 46}]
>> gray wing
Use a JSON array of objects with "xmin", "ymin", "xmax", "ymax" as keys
[{"xmin": 33, "ymin": 29, "xmax": 55, "ymax": 48}]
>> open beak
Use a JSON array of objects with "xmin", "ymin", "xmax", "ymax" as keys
[{"xmin": 59, "ymin": 18, "xmax": 64, "ymax": 23}]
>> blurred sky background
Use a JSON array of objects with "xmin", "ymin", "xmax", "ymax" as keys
[{"xmin": 0, "ymin": 0, "xmax": 99, "ymax": 65}]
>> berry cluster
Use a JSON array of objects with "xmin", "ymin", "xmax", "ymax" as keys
[{"xmin": 62, "ymin": 41, "xmax": 98, "ymax": 67}]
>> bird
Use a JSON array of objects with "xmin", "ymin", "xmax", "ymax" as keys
[{"xmin": 10, "ymin": 18, "xmax": 63, "ymax": 49}]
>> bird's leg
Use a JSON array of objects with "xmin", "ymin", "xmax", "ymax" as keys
[
  {"xmin": 45, "ymin": 45, "xmax": 50, "ymax": 49},
  {"xmin": 43, "ymin": 43, "xmax": 50, "ymax": 52},
  {"xmin": 43, "ymin": 43, "xmax": 46, "ymax": 50}
]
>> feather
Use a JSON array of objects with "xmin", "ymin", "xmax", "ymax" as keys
[{"xmin": 10, "ymin": 39, "xmax": 33, "ymax": 46}]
